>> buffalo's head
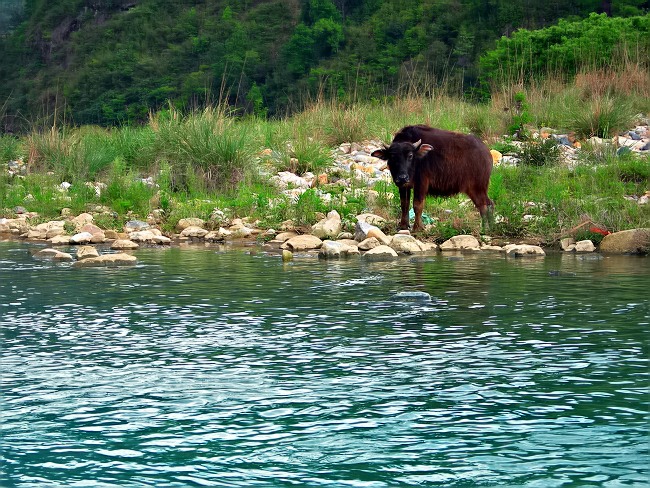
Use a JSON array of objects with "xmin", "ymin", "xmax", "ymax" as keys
[{"xmin": 371, "ymin": 139, "xmax": 433, "ymax": 189}]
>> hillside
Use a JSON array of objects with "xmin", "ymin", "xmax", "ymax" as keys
[{"xmin": 0, "ymin": 0, "xmax": 648, "ymax": 130}]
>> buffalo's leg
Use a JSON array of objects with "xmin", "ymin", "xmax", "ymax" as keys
[
  {"xmin": 412, "ymin": 193, "xmax": 425, "ymax": 232},
  {"xmin": 477, "ymin": 198, "xmax": 495, "ymax": 233},
  {"xmin": 470, "ymin": 191, "xmax": 494, "ymax": 233},
  {"xmin": 399, "ymin": 187, "xmax": 411, "ymax": 230}
]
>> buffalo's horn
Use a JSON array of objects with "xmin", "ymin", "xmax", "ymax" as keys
[{"xmin": 412, "ymin": 139, "xmax": 422, "ymax": 150}]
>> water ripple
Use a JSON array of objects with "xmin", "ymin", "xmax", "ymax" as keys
[{"xmin": 1, "ymin": 243, "xmax": 649, "ymax": 487}]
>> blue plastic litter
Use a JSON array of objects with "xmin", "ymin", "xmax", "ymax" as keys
[{"xmin": 408, "ymin": 208, "xmax": 435, "ymax": 224}]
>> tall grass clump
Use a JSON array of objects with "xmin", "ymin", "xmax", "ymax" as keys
[
  {"xmin": 152, "ymin": 105, "xmax": 256, "ymax": 193},
  {"xmin": 110, "ymin": 125, "xmax": 157, "ymax": 171},
  {"xmin": 568, "ymin": 95, "xmax": 635, "ymax": 139},
  {"xmin": 323, "ymin": 103, "xmax": 370, "ymax": 145},
  {"xmin": 25, "ymin": 127, "xmax": 77, "ymax": 175},
  {"xmin": 23, "ymin": 126, "xmax": 127, "ymax": 181},
  {"xmin": 0, "ymin": 134, "xmax": 21, "ymax": 162},
  {"xmin": 100, "ymin": 157, "xmax": 156, "ymax": 217}
]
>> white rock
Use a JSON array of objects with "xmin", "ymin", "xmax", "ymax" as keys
[
  {"xmin": 111, "ymin": 239, "xmax": 139, "ymax": 250},
  {"xmin": 49, "ymin": 235, "xmax": 72, "ymax": 245},
  {"xmin": 71, "ymin": 213, "xmax": 94, "ymax": 230},
  {"xmin": 440, "ymin": 235, "xmax": 481, "ymax": 251},
  {"xmin": 480, "ymin": 244, "xmax": 503, "ymax": 251},
  {"xmin": 356, "ymin": 213, "xmax": 387, "ymax": 227},
  {"xmin": 504, "ymin": 244, "xmax": 546, "ymax": 257},
  {"xmin": 76, "ymin": 245, "xmax": 100, "ymax": 260},
  {"xmin": 275, "ymin": 231, "xmax": 298, "ymax": 242},
  {"xmin": 318, "ymin": 240, "xmax": 359, "ymax": 259},
  {"xmin": 362, "ymin": 245, "xmax": 398, "ymax": 260},
  {"xmin": 281, "ymin": 234, "xmax": 323, "ymax": 251},
  {"xmin": 152, "ymin": 235, "xmax": 171, "ymax": 245},
  {"xmin": 230, "ymin": 226, "xmax": 255, "ymax": 238},
  {"xmin": 575, "ymin": 240, "xmax": 596, "ymax": 252},
  {"xmin": 73, "ymin": 253, "xmax": 137, "ymax": 267},
  {"xmin": 34, "ymin": 248, "xmax": 73, "ymax": 262},
  {"xmin": 180, "ymin": 226, "xmax": 209, "ymax": 238},
  {"xmin": 129, "ymin": 230, "xmax": 157, "ymax": 242},
  {"xmin": 390, "ymin": 234, "xmax": 425, "ymax": 254},
  {"xmin": 176, "ymin": 218, "xmax": 205, "ymax": 231},
  {"xmin": 358, "ymin": 237, "xmax": 382, "ymax": 250},
  {"xmin": 312, "ymin": 210, "xmax": 342, "ymax": 239},
  {"xmin": 70, "ymin": 232, "xmax": 94, "ymax": 244},
  {"xmin": 560, "ymin": 237, "xmax": 576, "ymax": 251}
]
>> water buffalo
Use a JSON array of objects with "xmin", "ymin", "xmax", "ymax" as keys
[{"xmin": 371, "ymin": 124, "xmax": 494, "ymax": 232}]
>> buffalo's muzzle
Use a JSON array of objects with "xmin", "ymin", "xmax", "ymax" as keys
[{"xmin": 395, "ymin": 175, "xmax": 409, "ymax": 185}]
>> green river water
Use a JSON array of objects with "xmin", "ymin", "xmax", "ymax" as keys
[{"xmin": 1, "ymin": 241, "xmax": 648, "ymax": 487}]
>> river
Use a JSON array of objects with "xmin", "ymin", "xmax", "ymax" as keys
[{"xmin": 1, "ymin": 242, "xmax": 648, "ymax": 487}]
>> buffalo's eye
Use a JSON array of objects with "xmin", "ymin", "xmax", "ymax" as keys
[{"xmin": 407, "ymin": 152, "xmax": 414, "ymax": 161}]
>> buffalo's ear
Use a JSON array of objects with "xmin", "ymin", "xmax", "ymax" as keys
[
  {"xmin": 371, "ymin": 148, "xmax": 388, "ymax": 160},
  {"xmin": 417, "ymin": 144, "xmax": 434, "ymax": 156}
]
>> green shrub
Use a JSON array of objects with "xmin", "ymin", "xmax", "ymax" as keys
[
  {"xmin": 506, "ymin": 92, "xmax": 532, "ymax": 138},
  {"xmin": 480, "ymin": 14, "xmax": 650, "ymax": 88},
  {"xmin": 324, "ymin": 104, "xmax": 370, "ymax": 145},
  {"xmin": 293, "ymin": 189, "xmax": 328, "ymax": 225},
  {"xmin": 518, "ymin": 139, "xmax": 562, "ymax": 167}
]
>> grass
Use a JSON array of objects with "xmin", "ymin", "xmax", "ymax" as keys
[{"xmin": 1, "ymin": 73, "xmax": 649, "ymax": 244}]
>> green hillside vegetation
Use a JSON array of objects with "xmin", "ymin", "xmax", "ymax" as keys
[
  {"xmin": 1, "ymin": 2, "xmax": 649, "ymax": 243},
  {"xmin": 1, "ymin": 0, "xmax": 648, "ymax": 128}
]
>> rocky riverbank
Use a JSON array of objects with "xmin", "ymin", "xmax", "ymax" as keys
[
  {"xmin": 2, "ymin": 209, "xmax": 648, "ymax": 267},
  {"xmin": 3, "ymin": 122, "xmax": 649, "ymax": 266}
]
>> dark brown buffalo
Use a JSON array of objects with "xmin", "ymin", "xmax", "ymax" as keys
[{"xmin": 372, "ymin": 124, "xmax": 494, "ymax": 231}]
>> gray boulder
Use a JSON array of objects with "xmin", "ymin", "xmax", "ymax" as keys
[
  {"xmin": 599, "ymin": 228, "xmax": 650, "ymax": 254},
  {"xmin": 124, "ymin": 220, "xmax": 150, "ymax": 232}
]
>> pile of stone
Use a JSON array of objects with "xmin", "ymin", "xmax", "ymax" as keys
[
  {"xmin": 3, "ymin": 208, "xmax": 649, "ymax": 262},
  {"xmin": 489, "ymin": 124, "xmax": 649, "ymax": 169},
  {"xmin": 262, "ymin": 211, "xmax": 551, "ymax": 260}
]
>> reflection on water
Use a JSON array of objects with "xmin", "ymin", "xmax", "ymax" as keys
[{"xmin": 1, "ymin": 242, "xmax": 648, "ymax": 487}]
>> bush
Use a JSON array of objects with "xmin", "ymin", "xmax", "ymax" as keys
[
  {"xmin": 518, "ymin": 139, "xmax": 562, "ymax": 167},
  {"xmin": 480, "ymin": 14, "xmax": 650, "ymax": 88}
]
